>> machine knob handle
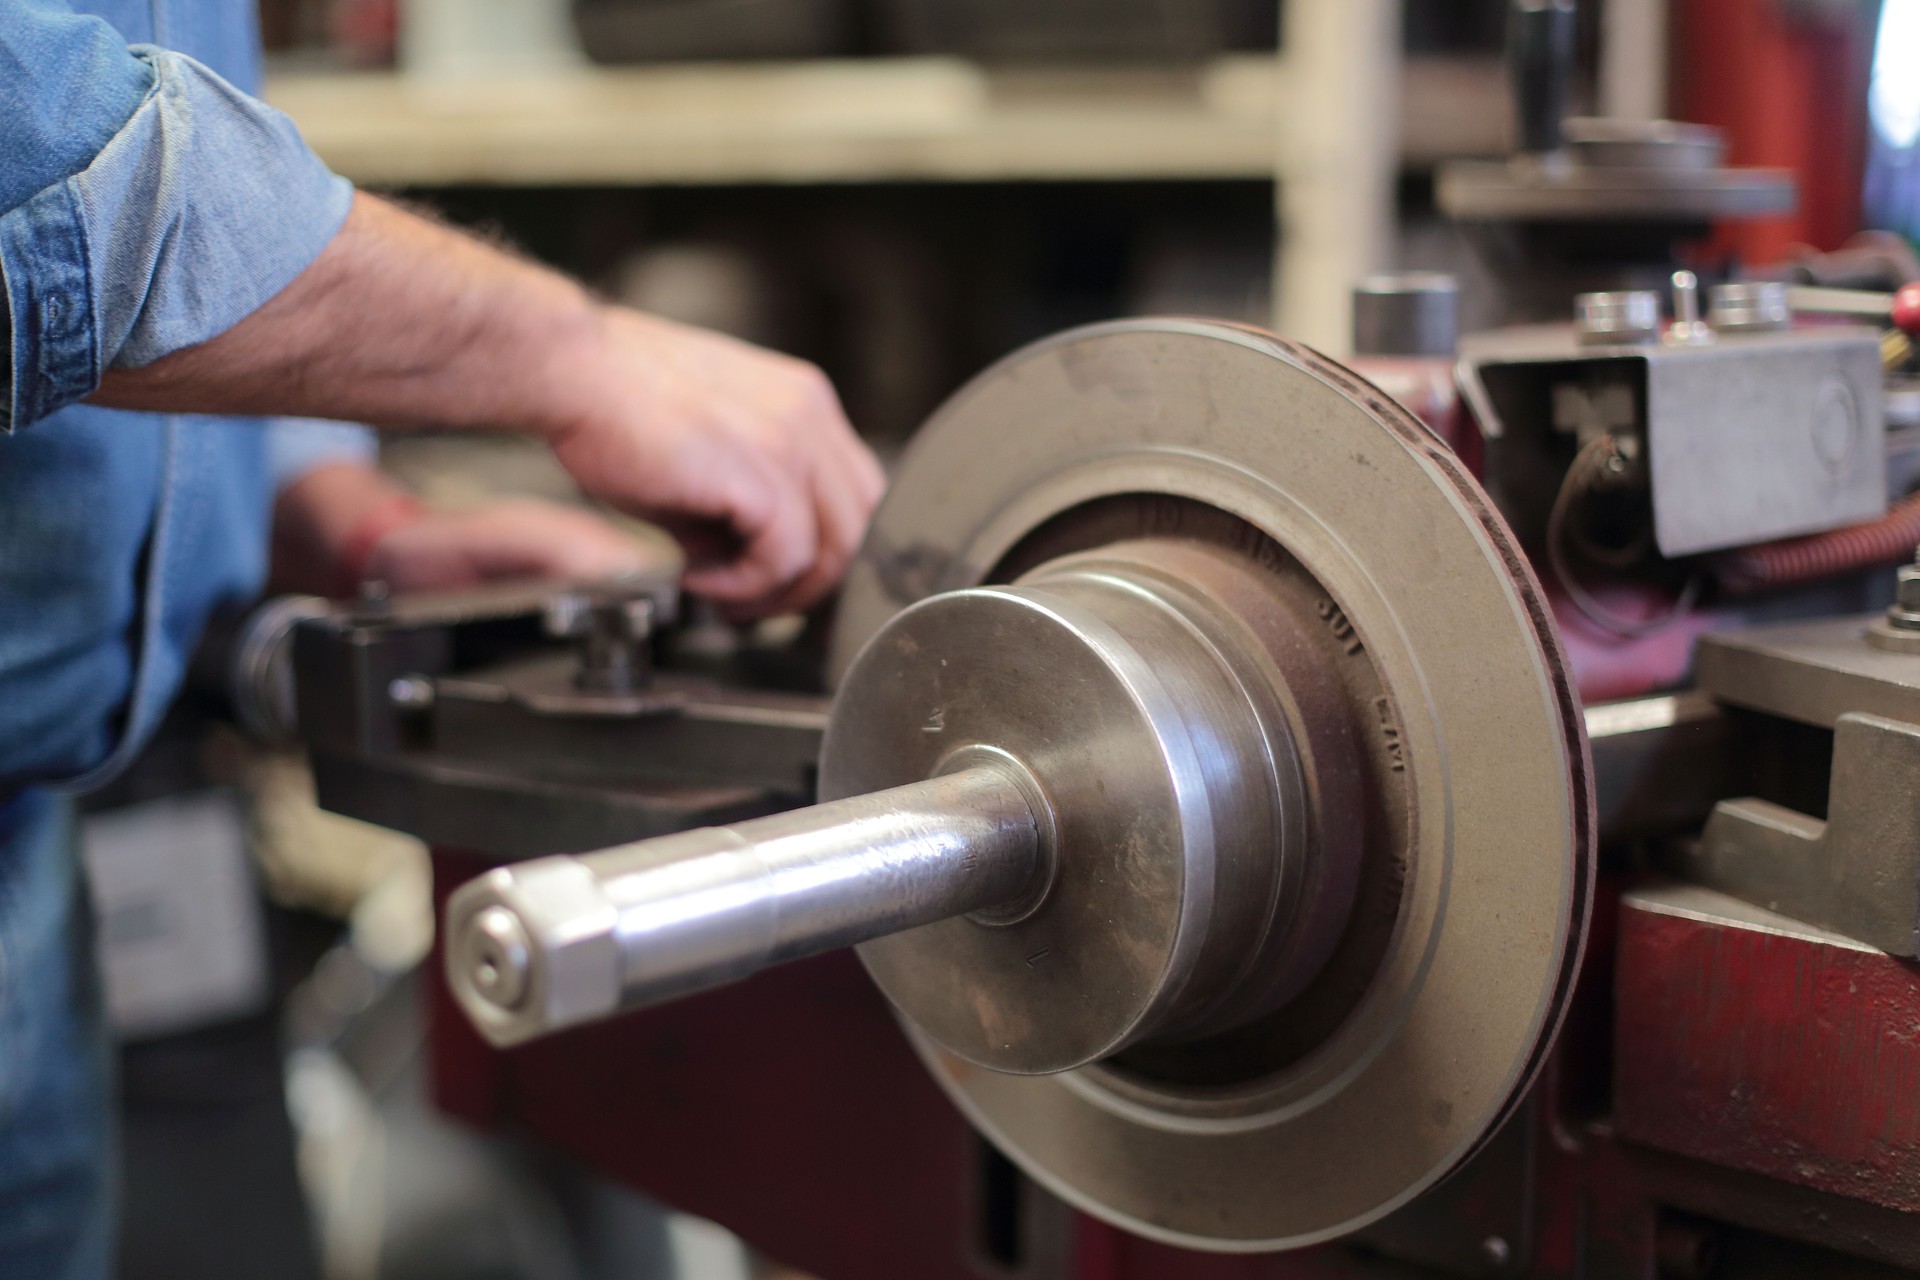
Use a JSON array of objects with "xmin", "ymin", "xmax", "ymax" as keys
[{"xmin": 445, "ymin": 763, "xmax": 1043, "ymax": 1046}]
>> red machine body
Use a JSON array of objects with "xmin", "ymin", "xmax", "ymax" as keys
[{"xmin": 430, "ymin": 850, "xmax": 1920, "ymax": 1280}]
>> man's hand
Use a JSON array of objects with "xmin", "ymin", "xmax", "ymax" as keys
[
  {"xmin": 549, "ymin": 310, "xmax": 883, "ymax": 617},
  {"xmin": 95, "ymin": 194, "xmax": 884, "ymax": 617},
  {"xmin": 360, "ymin": 499, "xmax": 657, "ymax": 594},
  {"xmin": 272, "ymin": 462, "xmax": 657, "ymax": 598}
]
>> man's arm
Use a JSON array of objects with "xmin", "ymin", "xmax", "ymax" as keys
[
  {"xmin": 96, "ymin": 194, "xmax": 882, "ymax": 616},
  {"xmin": 1, "ymin": 2, "xmax": 355, "ymax": 430},
  {"xmin": 0, "ymin": 0, "xmax": 879, "ymax": 615}
]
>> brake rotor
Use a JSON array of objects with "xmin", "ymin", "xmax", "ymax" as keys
[{"xmin": 830, "ymin": 319, "xmax": 1593, "ymax": 1251}]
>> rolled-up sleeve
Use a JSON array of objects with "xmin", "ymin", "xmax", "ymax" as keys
[{"xmin": 0, "ymin": 0, "xmax": 353, "ymax": 431}]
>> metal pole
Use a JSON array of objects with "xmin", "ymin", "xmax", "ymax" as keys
[
  {"xmin": 1275, "ymin": 0, "xmax": 1402, "ymax": 354},
  {"xmin": 1509, "ymin": 0, "xmax": 1577, "ymax": 155},
  {"xmin": 1600, "ymin": 0, "xmax": 1669, "ymax": 122},
  {"xmin": 447, "ymin": 763, "xmax": 1042, "ymax": 1045}
]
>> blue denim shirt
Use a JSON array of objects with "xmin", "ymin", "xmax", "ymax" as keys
[{"xmin": 0, "ymin": 0, "xmax": 362, "ymax": 791}]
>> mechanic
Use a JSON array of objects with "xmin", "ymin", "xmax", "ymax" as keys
[{"xmin": 0, "ymin": 2, "xmax": 886, "ymax": 1274}]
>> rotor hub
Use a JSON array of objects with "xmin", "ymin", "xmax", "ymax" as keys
[{"xmin": 826, "ymin": 536, "xmax": 1366, "ymax": 1075}]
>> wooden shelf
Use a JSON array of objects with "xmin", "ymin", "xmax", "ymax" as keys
[{"xmin": 265, "ymin": 55, "xmax": 1504, "ymax": 188}]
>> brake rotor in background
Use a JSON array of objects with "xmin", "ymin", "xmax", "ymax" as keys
[{"xmin": 830, "ymin": 319, "xmax": 1593, "ymax": 1251}]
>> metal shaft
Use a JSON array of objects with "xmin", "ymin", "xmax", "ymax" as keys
[{"xmin": 448, "ymin": 764, "xmax": 1042, "ymax": 1045}]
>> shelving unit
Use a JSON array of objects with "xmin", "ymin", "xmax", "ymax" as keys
[
  {"xmin": 267, "ymin": 1, "xmax": 1502, "ymax": 351},
  {"xmin": 265, "ymin": 55, "xmax": 1502, "ymax": 189}
]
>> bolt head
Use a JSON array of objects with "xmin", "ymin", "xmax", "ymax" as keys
[
  {"xmin": 1898, "ymin": 564, "xmax": 1920, "ymax": 613},
  {"xmin": 1481, "ymin": 1235, "xmax": 1511, "ymax": 1268},
  {"xmin": 387, "ymin": 674, "xmax": 435, "ymax": 710},
  {"xmin": 612, "ymin": 596, "xmax": 656, "ymax": 640},
  {"xmin": 542, "ymin": 591, "xmax": 591, "ymax": 638}
]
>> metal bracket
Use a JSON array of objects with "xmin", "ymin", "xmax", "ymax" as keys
[{"xmin": 1691, "ymin": 712, "xmax": 1920, "ymax": 956}]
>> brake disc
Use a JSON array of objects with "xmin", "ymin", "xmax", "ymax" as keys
[{"xmin": 829, "ymin": 318, "xmax": 1593, "ymax": 1250}]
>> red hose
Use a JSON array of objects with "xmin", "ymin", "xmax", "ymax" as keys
[{"xmin": 1712, "ymin": 492, "xmax": 1920, "ymax": 595}]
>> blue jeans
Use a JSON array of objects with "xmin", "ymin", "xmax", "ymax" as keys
[{"xmin": 0, "ymin": 790, "xmax": 114, "ymax": 1280}]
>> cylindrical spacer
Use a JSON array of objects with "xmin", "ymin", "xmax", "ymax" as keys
[
  {"xmin": 447, "ymin": 764, "xmax": 1042, "ymax": 1045},
  {"xmin": 1352, "ymin": 273, "xmax": 1460, "ymax": 357},
  {"xmin": 1708, "ymin": 281, "xmax": 1790, "ymax": 333},
  {"xmin": 1575, "ymin": 290, "xmax": 1660, "ymax": 346}
]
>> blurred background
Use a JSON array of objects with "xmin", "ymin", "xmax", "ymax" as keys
[{"xmin": 90, "ymin": 1, "xmax": 1909, "ymax": 1277}]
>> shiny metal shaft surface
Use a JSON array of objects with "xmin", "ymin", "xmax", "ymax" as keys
[
  {"xmin": 448, "ymin": 764, "xmax": 1040, "ymax": 1045},
  {"xmin": 602, "ymin": 764, "xmax": 1040, "ymax": 985}
]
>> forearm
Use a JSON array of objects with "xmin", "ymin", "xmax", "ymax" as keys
[
  {"xmin": 93, "ymin": 192, "xmax": 602, "ymax": 440},
  {"xmin": 98, "ymin": 185, "xmax": 877, "ymax": 615}
]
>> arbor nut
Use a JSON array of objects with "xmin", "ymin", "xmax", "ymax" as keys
[{"xmin": 446, "ymin": 861, "xmax": 622, "ymax": 1046}]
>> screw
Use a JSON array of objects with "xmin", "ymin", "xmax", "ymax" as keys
[
  {"xmin": 1898, "ymin": 564, "xmax": 1920, "ymax": 609},
  {"xmin": 1880, "ymin": 556, "xmax": 1920, "ymax": 634},
  {"xmin": 352, "ymin": 578, "xmax": 394, "ymax": 625},
  {"xmin": 387, "ymin": 674, "xmax": 434, "ymax": 710},
  {"xmin": 1667, "ymin": 271, "xmax": 1714, "ymax": 345},
  {"xmin": 542, "ymin": 591, "xmax": 590, "ymax": 639},
  {"xmin": 545, "ymin": 591, "xmax": 661, "ymax": 693}
]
